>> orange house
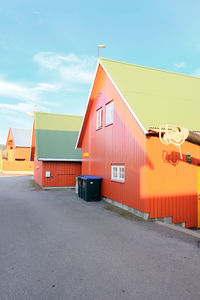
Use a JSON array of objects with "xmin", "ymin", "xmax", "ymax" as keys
[
  {"xmin": 77, "ymin": 58, "xmax": 200, "ymax": 228},
  {"xmin": 2, "ymin": 128, "xmax": 33, "ymax": 173}
]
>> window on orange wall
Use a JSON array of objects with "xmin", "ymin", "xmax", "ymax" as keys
[
  {"xmin": 111, "ymin": 164, "xmax": 125, "ymax": 182},
  {"xmin": 96, "ymin": 107, "xmax": 103, "ymax": 130},
  {"xmin": 105, "ymin": 101, "xmax": 114, "ymax": 126}
]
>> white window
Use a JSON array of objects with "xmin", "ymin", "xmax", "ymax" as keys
[
  {"xmin": 111, "ymin": 165, "xmax": 125, "ymax": 182},
  {"xmin": 106, "ymin": 101, "xmax": 114, "ymax": 126},
  {"xmin": 96, "ymin": 108, "xmax": 103, "ymax": 130}
]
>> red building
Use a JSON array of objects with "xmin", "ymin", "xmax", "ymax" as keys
[
  {"xmin": 31, "ymin": 112, "xmax": 82, "ymax": 188},
  {"xmin": 77, "ymin": 58, "xmax": 200, "ymax": 228}
]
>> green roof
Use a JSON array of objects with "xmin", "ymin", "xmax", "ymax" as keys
[
  {"xmin": 34, "ymin": 112, "xmax": 82, "ymax": 160},
  {"xmin": 99, "ymin": 58, "xmax": 200, "ymax": 131},
  {"xmin": 35, "ymin": 112, "xmax": 82, "ymax": 131}
]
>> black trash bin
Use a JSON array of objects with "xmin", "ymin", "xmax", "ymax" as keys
[
  {"xmin": 78, "ymin": 175, "xmax": 84, "ymax": 198},
  {"xmin": 82, "ymin": 175, "xmax": 102, "ymax": 202}
]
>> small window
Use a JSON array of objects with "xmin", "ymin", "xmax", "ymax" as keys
[
  {"xmin": 96, "ymin": 107, "xmax": 103, "ymax": 130},
  {"xmin": 106, "ymin": 101, "xmax": 114, "ymax": 126},
  {"xmin": 111, "ymin": 165, "xmax": 125, "ymax": 182}
]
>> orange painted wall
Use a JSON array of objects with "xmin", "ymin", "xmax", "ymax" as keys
[
  {"xmin": 142, "ymin": 137, "xmax": 199, "ymax": 228},
  {"xmin": 12, "ymin": 147, "xmax": 31, "ymax": 161},
  {"xmin": 6, "ymin": 129, "xmax": 14, "ymax": 150},
  {"xmin": 34, "ymin": 157, "xmax": 81, "ymax": 187},
  {"xmin": 81, "ymin": 64, "xmax": 147, "ymax": 212},
  {"xmin": 2, "ymin": 161, "xmax": 34, "ymax": 172},
  {"xmin": 0, "ymin": 150, "xmax": 2, "ymax": 170},
  {"xmin": 30, "ymin": 122, "xmax": 36, "ymax": 161}
]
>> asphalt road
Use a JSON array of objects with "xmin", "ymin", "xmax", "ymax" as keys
[{"xmin": 0, "ymin": 176, "xmax": 200, "ymax": 300}]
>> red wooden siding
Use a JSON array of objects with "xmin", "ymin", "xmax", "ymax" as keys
[
  {"xmin": 80, "ymin": 64, "xmax": 199, "ymax": 228},
  {"xmin": 34, "ymin": 157, "xmax": 43, "ymax": 187},
  {"xmin": 144, "ymin": 136, "xmax": 199, "ymax": 228},
  {"xmin": 81, "ymin": 64, "xmax": 148, "ymax": 212},
  {"xmin": 34, "ymin": 158, "xmax": 81, "ymax": 187},
  {"xmin": 43, "ymin": 162, "xmax": 81, "ymax": 187}
]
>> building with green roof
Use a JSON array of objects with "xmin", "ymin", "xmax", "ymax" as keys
[
  {"xmin": 32, "ymin": 112, "xmax": 82, "ymax": 188},
  {"xmin": 77, "ymin": 57, "xmax": 200, "ymax": 228}
]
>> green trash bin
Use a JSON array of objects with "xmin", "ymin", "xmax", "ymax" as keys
[
  {"xmin": 82, "ymin": 175, "xmax": 102, "ymax": 202},
  {"xmin": 78, "ymin": 175, "xmax": 84, "ymax": 198}
]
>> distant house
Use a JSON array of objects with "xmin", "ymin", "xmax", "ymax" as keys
[
  {"xmin": 0, "ymin": 144, "xmax": 5, "ymax": 151},
  {"xmin": 0, "ymin": 145, "xmax": 5, "ymax": 172},
  {"xmin": 6, "ymin": 128, "xmax": 32, "ymax": 161},
  {"xmin": 1, "ymin": 128, "xmax": 33, "ymax": 173},
  {"xmin": 31, "ymin": 112, "xmax": 82, "ymax": 188},
  {"xmin": 77, "ymin": 58, "xmax": 200, "ymax": 228}
]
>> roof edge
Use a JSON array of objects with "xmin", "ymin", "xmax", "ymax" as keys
[
  {"xmin": 76, "ymin": 60, "xmax": 100, "ymax": 148},
  {"xmin": 34, "ymin": 111, "xmax": 83, "ymax": 118},
  {"xmin": 38, "ymin": 158, "xmax": 82, "ymax": 162},
  {"xmin": 99, "ymin": 57, "xmax": 200, "ymax": 81},
  {"xmin": 99, "ymin": 59, "xmax": 147, "ymax": 134}
]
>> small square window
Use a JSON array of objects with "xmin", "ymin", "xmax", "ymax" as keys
[
  {"xmin": 106, "ymin": 102, "xmax": 114, "ymax": 126},
  {"xmin": 96, "ymin": 108, "xmax": 103, "ymax": 130},
  {"xmin": 111, "ymin": 165, "xmax": 125, "ymax": 182}
]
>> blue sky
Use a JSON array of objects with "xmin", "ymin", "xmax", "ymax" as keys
[{"xmin": 0, "ymin": 0, "xmax": 200, "ymax": 143}]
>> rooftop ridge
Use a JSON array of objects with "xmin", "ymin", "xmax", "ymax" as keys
[
  {"xmin": 99, "ymin": 57, "xmax": 200, "ymax": 81},
  {"xmin": 34, "ymin": 111, "xmax": 83, "ymax": 118}
]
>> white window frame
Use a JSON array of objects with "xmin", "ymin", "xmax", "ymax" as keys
[
  {"xmin": 96, "ymin": 107, "xmax": 103, "ymax": 130},
  {"xmin": 111, "ymin": 165, "xmax": 125, "ymax": 182},
  {"xmin": 105, "ymin": 101, "xmax": 114, "ymax": 126}
]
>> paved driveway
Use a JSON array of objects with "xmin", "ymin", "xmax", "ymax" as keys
[{"xmin": 0, "ymin": 176, "xmax": 200, "ymax": 300}]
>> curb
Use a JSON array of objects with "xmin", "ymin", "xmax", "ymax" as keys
[{"xmin": 156, "ymin": 221, "xmax": 200, "ymax": 239}]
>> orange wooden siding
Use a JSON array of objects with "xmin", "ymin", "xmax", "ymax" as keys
[
  {"xmin": 0, "ymin": 150, "xmax": 2, "ymax": 171},
  {"xmin": 12, "ymin": 147, "xmax": 31, "ymax": 161},
  {"xmin": 34, "ymin": 158, "xmax": 81, "ymax": 187},
  {"xmin": 30, "ymin": 122, "xmax": 36, "ymax": 161},
  {"xmin": 6, "ymin": 129, "xmax": 14, "ymax": 150},
  {"xmin": 2, "ymin": 161, "xmax": 34, "ymax": 172},
  {"xmin": 81, "ymin": 64, "xmax": 147, "ymax": 212},
  {"xmin": 143, "ymin": 136, "xmax": 199, "ymax": 228},
  {"xmin": 1, "ymin": 148, "xmax": 33, "ymax": 172}
]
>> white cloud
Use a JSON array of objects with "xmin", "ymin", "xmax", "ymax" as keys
[
  {"xmin": 0, "ymin": 80, "xmax": 39, "ymax": 101},
  {"xmin": 174, "ymin": 62, "xmax": 186, "ymax": 69},
  {"xmin": 0, "ymin": 80, "xmax": 60, "ymax": 103},
  {"xmin": 33, "ymin": 52, "xmax": 97, "ymax": 84},
  {"xmin": 0, "ymin": 52, "xmax": 95, "ymax": 120},
  {"xmin": 37, "ymin": 83, "xmax": 58, "ymax": 91},
  {"xmin": 0, "ymin": 102, "xmax": 44, "ymax": 114}
]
